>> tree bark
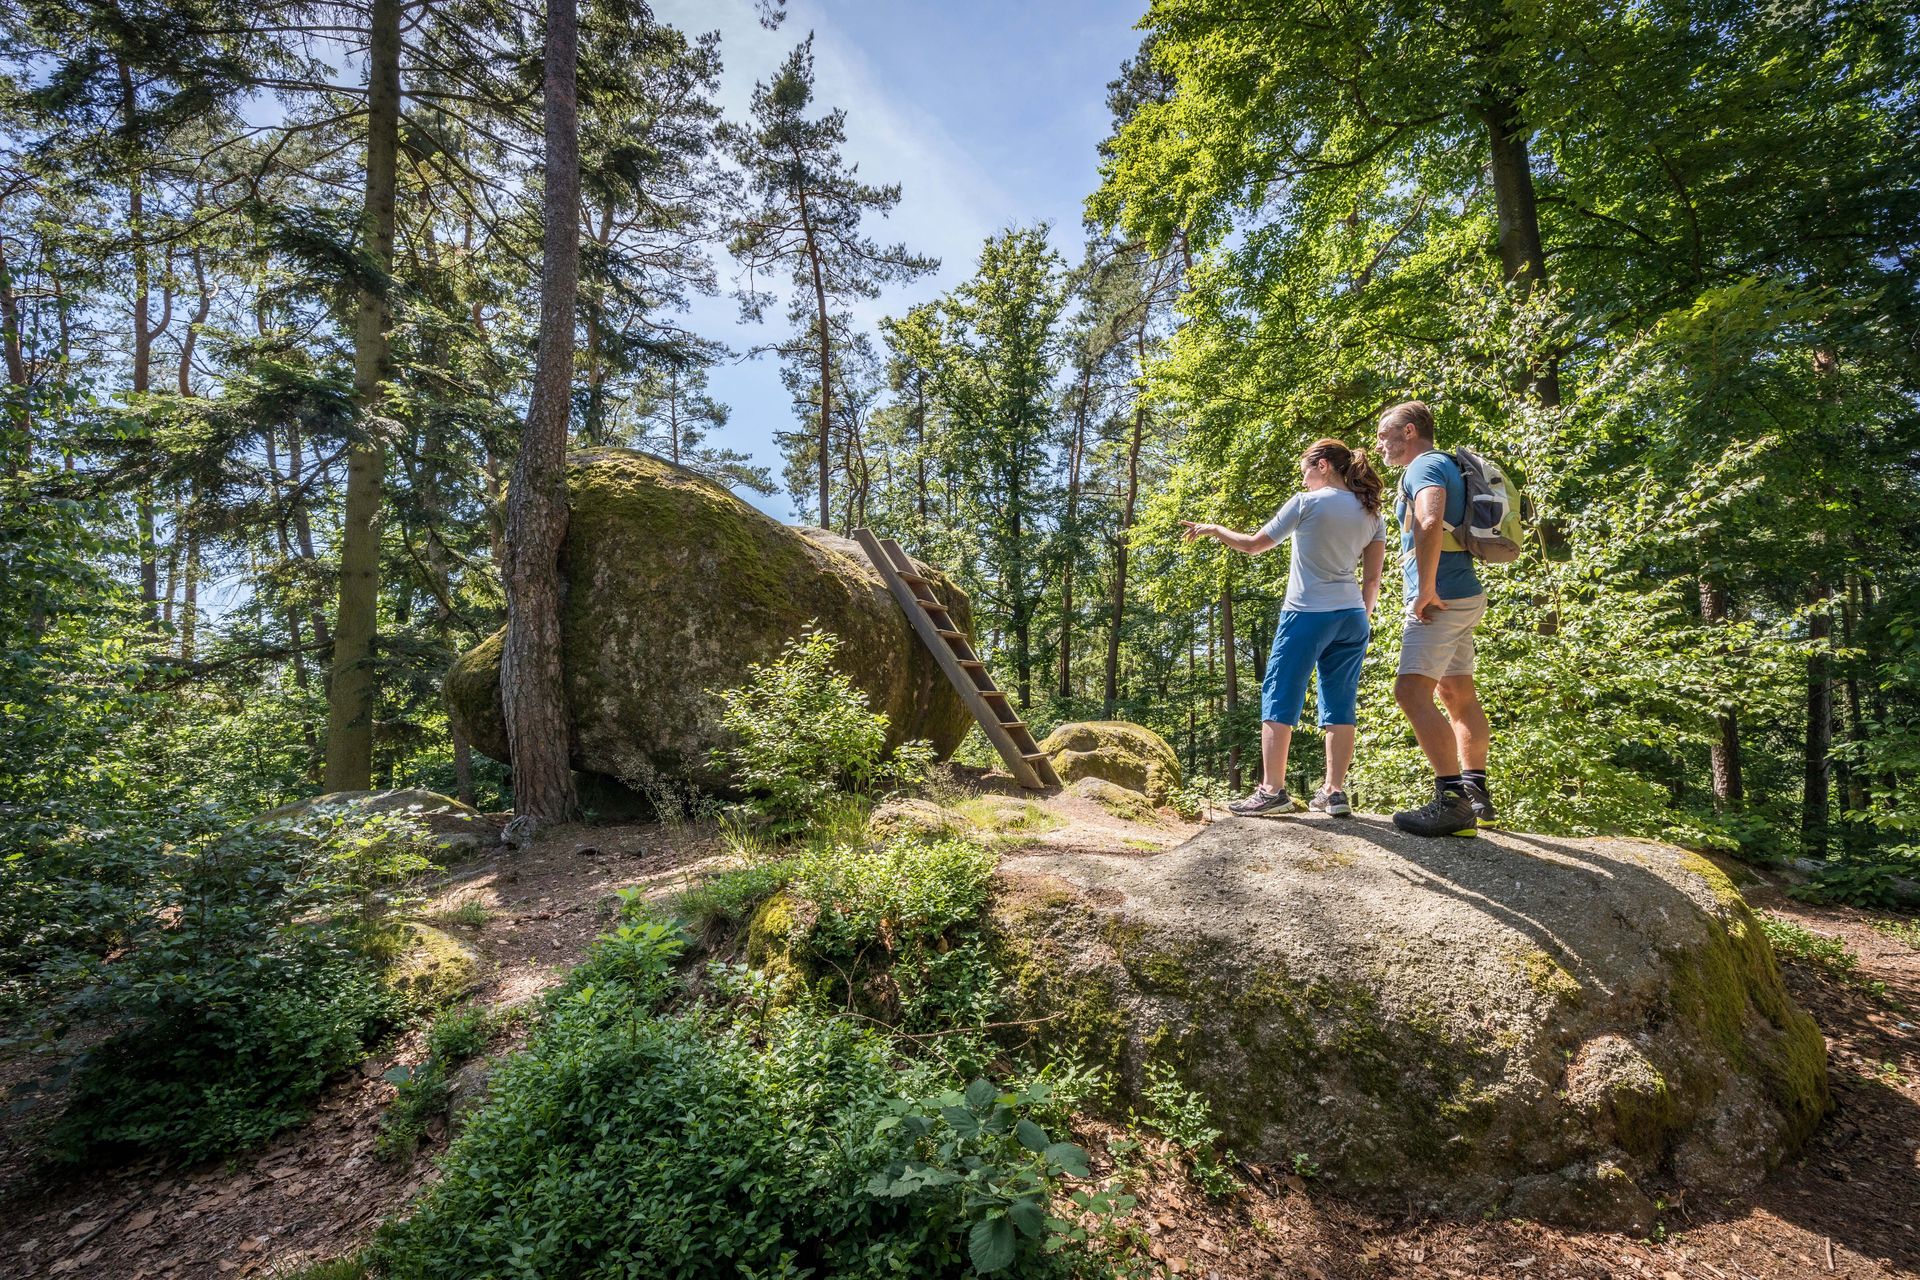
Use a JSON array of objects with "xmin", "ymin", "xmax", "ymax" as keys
[
  {"xmin": 1843, "ymin": 575, "xmax": 1867, "ymax": 816},
  {"xmin": 1058, "ymin": 363, "xmax": 1089, "ymax": 701},
  {"xmin": 500, "ymin": 0, "xmax": 583, "ymax": 823},
  {"xmin": 1104, "ymin": 338, "xmax": 1150, "ymax": 716},
  {"xmin": 1222, "ymin": 576, "xmax": 1240, "ymax": 791},
  {"xmin": 796, "ymin": 185, "xmax": 832, "ymax": 527},
  {"xmin": 323, "ymin": 0, "xmax": 403, "ymax": 791},
  {"xmin": 1803, "ymin": 584, "xmax": 1832, "ymax": 858},
  {"xmin": 1482, "ymin": 95, "xmax": 1561, "ymax": 408},
  {"xmin": 1698, "ymin": 577, "xmax": 1744, "ymax": 810}
]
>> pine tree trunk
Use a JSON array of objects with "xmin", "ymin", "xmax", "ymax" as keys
[
  {"xmin": 501, "ymin": 0, "xmax": 583, "ymax": 824},
  {"xmin": 795, "ymin": 188, "xmax": 832, "ymax": 527},
  {"xmin": 1104, "ymin": 347, "xmax": 1149, "ymax": 716},
  {"xmin": 1698, "ymin": 577, "xmax": 1744, "ymax": 810},
  {"xmin": 323, "ymin": 0, "xmax": 403, "ymax": 790},
  {"xmin": 1803, "ymin": 585, "xmax": 1832, "ymax": 858},
  {"xmin": 1058, "ymin": 366, "xmax": 1088, "ymax": 702}
]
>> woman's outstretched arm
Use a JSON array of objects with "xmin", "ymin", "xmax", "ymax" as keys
[{"xmin": 1180, "ymin": 521, "xmax": 1279, "ymax": 556}]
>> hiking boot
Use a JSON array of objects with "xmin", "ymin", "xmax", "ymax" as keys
[
  {"xmin": 1308, "ymin": 786, "xmax": 1352, "ymax": 817},
  {"xmin": 1461, "ymin": 779, "xmax": 1497, "ymax": 825},
  {"xmin": 1392, "ymin": 784, "xmax": 1478, "ymax": 838},
  {"xmin": 1229, "ymin": 786, "xmax": 1300, "ymax": 817}
]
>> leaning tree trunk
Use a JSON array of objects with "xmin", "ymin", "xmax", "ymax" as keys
[
  {"xmin": 500, "ymin": 0, "xmax": 583, "ymax": 824},
  {"xmin": 323, "ymin": 0, "xmax": 403, "ymax": 791}
]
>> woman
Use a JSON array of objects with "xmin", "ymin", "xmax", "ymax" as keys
[{"xmin": 1181, "ymin": 438, "xmax": 1386, "ymax": 816}]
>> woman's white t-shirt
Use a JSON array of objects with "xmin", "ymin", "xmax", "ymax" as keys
[{"xmin": 1258, "ymin": 488, "xmax": 1387, "ymax": 612}]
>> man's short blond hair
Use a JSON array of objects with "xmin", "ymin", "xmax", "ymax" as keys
[{"xmin": 1379, "ymin": 400, "xmax": 1435, "ymax": 440}]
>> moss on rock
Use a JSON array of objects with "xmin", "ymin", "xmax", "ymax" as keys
[
  {"xmin": 985, "ymin": 821, "xmax": 1833, "ymax": 1227},
  {"xmin": 866, "ymin": 798, "xmax": 977, "ymax": 844},
  {"xmin": 1069, "ymin": 776, "xmax": 1158, "ymax": 823},
  {"xmin": 444, "ymin": 449, "xmax": 972, "ymax": 788},
  {"xmin": 385, "ymin": 923, "xmax": 483, "ymax": 1009},
  {"xmin": 1039, "ymin": 721, "xmax": 1182, "ymax": 804}
]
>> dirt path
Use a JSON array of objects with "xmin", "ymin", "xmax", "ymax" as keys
[{"xmin": 3, "ymin": 793, "xmax": 1915, "ymax": 1280}]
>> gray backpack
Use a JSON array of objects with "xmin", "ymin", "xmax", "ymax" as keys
[{"xmin": 1444, "ymin": 446, "xmax": 1526, "ymax": 564}]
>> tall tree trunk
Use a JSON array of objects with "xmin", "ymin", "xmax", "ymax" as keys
[
  {"xmin": 795, "ymin": 185, "xmax": 831, "ymax": 527},
  {"xmin": 0, "ymin": 239, "xmax": 29, "ymax": 468},
  {"xmin": 501, "ymin": 0, "xmax": 583, "ymax": 824},
  {"xmin": 1104, "ymin": 344, "xmax": 1150, "ymax": 716},
  {"xmin": 1698, "ymin": 577, "xmax": 1744, "ymax": 810},
  {"xmin": 323, "ymin": 0, "xmax": 403, "ymax": 790},
  {"xmin": 1802, "ymin": 584, "xmax": 1832, "ymax": 858},
  {"xmin": 1481, "ymin": 95, "xmax": 1561, "ymax": 408},
  {"xmin": 1843, "ymin": 575, "xmax": 1867, "ymax": 816},
  {"xmin": 1058, "ymin": 365, "xmax": 1089, "ymax": 702},
  {"xmin": 1222, "ymin": 577, "xmax": 1240, "ymax": 791}
]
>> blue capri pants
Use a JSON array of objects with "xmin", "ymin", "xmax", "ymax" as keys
[{"xmin": 1260, "ymin": 607, "xmax": 1371, "ymax": 728}]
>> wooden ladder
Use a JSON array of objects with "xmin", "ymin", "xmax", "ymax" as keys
[{"xmin": 853, "ymin": 528, "xmax": 1060, "ymax": 791}]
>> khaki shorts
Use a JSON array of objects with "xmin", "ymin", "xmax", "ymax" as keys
[{"xmin": 1397, "ymin": 593, "xmax": 1487, "ymax": 680}]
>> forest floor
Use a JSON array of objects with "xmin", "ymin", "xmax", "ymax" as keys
[{"xmin": 1, "ymin": 782, "xmax": 1915, "ymax": 1280}]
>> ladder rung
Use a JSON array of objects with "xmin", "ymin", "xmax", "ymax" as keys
[
  {"xmin": 999, "ymin": 719, "xmax": 1025, "ymax": 730},
  {"xmin": 898, "ymin": 571, "xmax": 932, "ymax": 585},
  {"xmin": 957, "ymin": 659, "xmax": 984, "ymax": 669},
  {"xmin": 1020, "ymin": 752, "xmax": 1050, "ymax": 762},
  {"xmin": 936, "ymin": 629, "xmax": 967, "ymax": 641},
  {"xmin": 980, "ymin": 688, "xmax": 1008, "ymax": 700}
]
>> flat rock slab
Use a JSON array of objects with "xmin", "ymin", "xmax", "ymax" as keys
[{"xmin": 993, "ymin": 813, "xmax": 1829, "ymax": 1228}]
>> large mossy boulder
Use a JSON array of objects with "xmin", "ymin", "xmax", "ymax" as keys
[
  {"xmin": 1039, "ymin": 721, "xmax": 1181, "ymax": 804},
  {"xmin": 445, "ymin": 449, "xmax": 973, "ymax": 789},
  {"xmin": 992, "ymin": 818, "xmax": 1829, "ymax": 1228}
]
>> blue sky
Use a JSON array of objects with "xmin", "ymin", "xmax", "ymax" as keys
[{"xmin": 650, "ymin": 0, "xmax": 1148, "ymax": 522}]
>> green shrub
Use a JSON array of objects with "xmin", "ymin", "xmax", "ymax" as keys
[
  {"xmin": 374, "ymin": 964, "xmax": 1090, "ymax": 1278},
  {"xmin": 672, "ymin": 860, "xmax": 795, "ymax": 934},
  {"xmin": 1136, "ymin": 1062, "xmax": 1241, "ymax": 1200},
  {"xmin": 45, "ymin": 808, "xmax": 434, "ymax": 1163},
  {"xmin": 779, "ymin": 837, "xmax": 1002, "ymax": 1040},
  {"xmin": 376, "ymin": 1003, "xmax": 512, "ymax": 1161},
  {"xmin": 1873, "ymin": 916, "xmax": 1920, "ymax": 950},
  {"xmin": 710, "ymin": 628, "xmax": 935, "ymax": 828}
]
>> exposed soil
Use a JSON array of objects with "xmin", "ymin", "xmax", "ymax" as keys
[{"xmin": 2, "ymin": 788, "xmax": 1914, "ymax": 1280}]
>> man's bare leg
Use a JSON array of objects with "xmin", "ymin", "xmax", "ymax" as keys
[
  {"xmin": 1394, "ymin": 674, "xmax": 1460, "ymax": 776},
  {"xmin": 1436, "ymin": 675, "xmax": 1489, "ymax": 771},
  {"xmin": 1323, "ymin": 724, "xmax": 1356, "ymax": 791}
]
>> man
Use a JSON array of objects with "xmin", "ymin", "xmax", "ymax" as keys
[{"xmin": 1373, "ymin": 401, "xmax": 1495, "ymax": 837}]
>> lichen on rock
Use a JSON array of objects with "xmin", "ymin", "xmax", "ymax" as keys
[
  {"xmin": 866, "ymin": 798, "xmax": 977, "ymax": 844},
  {"xmin": 988, "ymin": 820, "xmax": 1830, "ymax": 1227},
  {"xmin": 1039, "ymin": 721, "xmax": 1182, "ymax": 803},
  {"xmin": 444, "ymin": 449, "xmax": 972, "ymax": 790}
]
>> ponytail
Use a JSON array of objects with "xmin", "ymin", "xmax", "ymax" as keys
[{"xmin": 1303, "ymin": 437, "xmax": 1384, "ymax": 515}]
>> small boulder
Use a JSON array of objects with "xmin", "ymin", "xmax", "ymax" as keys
[
  {"xmin": 386, "ymin": 923, "xmax": 483, "ymax": 1009},
  {"xmin": 1040, "ymin": 721, "xmax": 1181, "ymax": 804},
  {"xmin": 1505, "ymin": 1161, "xmax": 1657, "ymax": 1234},
  {"xmin": 866, "ymin": 798, "xmax": 977, "ymax": 844},
  {"xmin": 445, "ymin": 1058, "xmax": 493, "ymax": 1134},
  {"xmin": 257, "ymin": 789, "xmax": 496, "ymax": 858},
  {"xmin": 1069, "ymin": 776, "xmax": 1157, "ymax": 823}
]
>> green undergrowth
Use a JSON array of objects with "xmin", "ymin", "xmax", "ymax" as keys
[
  {"xmin": 1759, "ymin": 912, "xmax": 1894, "ymax": 1003},
  {"xmin": 370, "ymin": 897, "xmax": 1111, "ymax": 1278},
  {"xmin": 375, "ymin": 1003, "xmax": 518, "ymax": 1161},
  {"xmin": 43, "ymin": 809, "xmax": 439, "ymax": 1165},
  {"xmin": 1873, "ymin": 916, "xmax": 1920, "ymax": 951}
]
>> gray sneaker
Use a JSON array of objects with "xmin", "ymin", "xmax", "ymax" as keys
[
  {"xmin": 1392, "ymin": 784, "xmax": 1479, "ymax": 838},
  {"xmin": 1308, "ymin": 786, "xmax": 1352, "ymax": 816},
  {"xmin": 1229, "ymin": 786, "xmax": 1300, "ymax": 817}
]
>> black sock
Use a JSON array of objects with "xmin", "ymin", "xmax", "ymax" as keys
[
  {"xmin": 1463, "ymin": 769, "xmax": 1488, "ymax": 789},
  {"xmin": 1436, "ymin": 774, "xmax": 1464, "ymax": 794}
]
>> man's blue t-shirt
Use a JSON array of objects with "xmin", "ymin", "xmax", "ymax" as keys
[{"xmin": 1396, "ymin": 449, "xmax": 1483, "ymax": 601}]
